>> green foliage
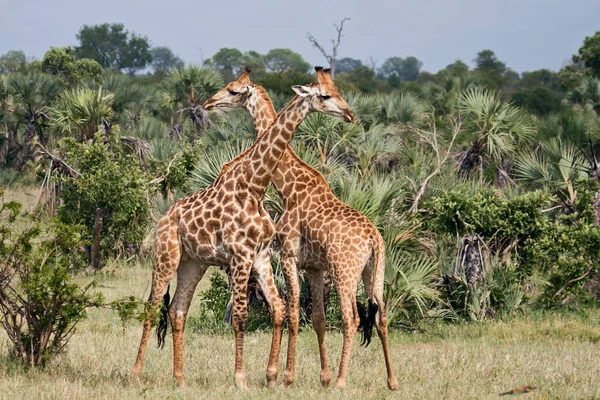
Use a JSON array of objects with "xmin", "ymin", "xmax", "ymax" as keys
[
  {"xmin": 57, "ymin": 132, "xmax": 152, "ymax": 264},
  {"xmin": 511, "ymin": 87, "xmax": 562, "ymax": 115},
  {"xmin": 159, "ymin": 65, "xmax": 223, "ymax": 136},
  {"xmin": 263, "ymin": 48, "xmax": 310, "ymax": 74},
  {"xmin": 424, "ymin": 188, "xmax": 550, "ymax": 277},
  {"xmin": 379, "ymin": 56, "xmax": 423, "ymax": 83},
  {"xmin": 255, "ymin": 70, "xmax": 314, "ymax": 96},
  {"xmin": 51, "ymin": 86, "xmax": 114, "ymax": 141},
  {"xmin": 0, "ymin": 50, "xmax": 28, "ymax": 74},
  {"xmin": 41, "ymin": 47, "xmax": 103, "ymax": 85},
  {"xmin": 574, "ymin": 31, "xmax": 600, "ymax": 77},
  {"xmin": 530, "ymin": 179, "xmax": 600, "ymax": 305},
  {"xmin": 473, "ymin": 49, "xmax": 506, "ymax": 89},
  {"xmin": 75, "ymin": 23, "xmax": 152, "ymax": 73},
  {"xmin": 0, "ymin": 192, "xmax": 102, "ymax": 366},
  {"xmin": 150, "ymin": 46, "xmax": 184, "ymax": 73}
]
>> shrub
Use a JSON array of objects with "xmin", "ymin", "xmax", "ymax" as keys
[{"xmin": 0, "ymin": 191, "xmax": 102, "ymax": 366}]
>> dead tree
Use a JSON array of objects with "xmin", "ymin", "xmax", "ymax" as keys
[{"xmin": 307, "ymin": 17, "xmax": 350, "ymax": 78}]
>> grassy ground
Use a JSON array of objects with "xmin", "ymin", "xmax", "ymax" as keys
[{"xmin": 1, "ymin": 262, "xmax": 599, "ymax": 400}]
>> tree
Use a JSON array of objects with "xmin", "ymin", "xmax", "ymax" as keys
[
  {"xmin": 151, "ymin": 46, "xmax": 184, "ymax": 72},
  {"xmin": 206, "ymin": 47, "xmax": 245, "ymax": 79},
  {"xmin": 242, "ymin": 51, "xmax": 266, "ymax": 74},
  {"xmin": 473, "ymin": 50, "xmax": 506, "ymax": 89},
  {"xmin": 574, "ymin": 31, "xmax": 600, "ymax": 77},
  {"xmin": 511, "ymin": 87, "xmax": 561, "ymax": 115},
  {"xmin": 75, "ymin": 23, "xmax": 152, "ymax": 73},
  {"xmin": 41, "ymin": 47, "xmax": 103, "ymax": 84},
  {"xmin": 306, "ymin": 17, "xmax": 350, "ymax": 78},
  {"xmin": 58, "ymin": 132, "xmax": 151, "ymax": 270},
  {"xmin": 7, "ymin": 73, "xmax": 61, "ymax": 170},
  {"xmin": 159, "ymin": 65, "xmax": 224, "ymax": 138},
  {"xmin": 445, "ymin": 59, "xmax": 469, "ymax": 79},
  {"xmin": 380, "ymin": 56, "xmax": 422, "ymax": 83},
  {"xmin": 52, "ymin": 86, "xmax": 115, "ymax": 142},
  {"xmin": 0, "ymin": 50, "xmax": 27, "ymax": 73},
  {"xmin": 458, "ymin": 87, "xmax": 535, "ymax": 180},
  {"xmin": 263, "ymin": 49, "xmax": 310, "ymax": 74},
  {"xmin": 518, "ymin": 69, "xmax": 559, "ymax": 90},
  {"xmin": 567, "ymin": 77, "xmax": 600, "ymax": 115},
  {"xmin": 336, "ymin": 57, "xmax": 363, "ymax": 74},
  {"xmin": 255, "ymin": 70, "xmax": 313, "ymax": 96}
]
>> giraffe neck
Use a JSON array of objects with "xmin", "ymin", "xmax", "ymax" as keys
[
  {"xmin": 244, "ymin": 95, "xmax": 311, "ymax": 194},
  {"xmin": 244, "ymin": 86, "xmax": 277, "ymax": 137},
  {"xmin": 243, "ymin": 87, "xmax": 325, "ymax": 198}
]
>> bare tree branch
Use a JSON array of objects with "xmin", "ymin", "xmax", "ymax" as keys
[
  {"xmin": 306, "ymin": 17, "xmax": 350, "ymax": 78},
  {"xmin": 409, "ymin": 113, "xmax": 461, "ymax": 213}
]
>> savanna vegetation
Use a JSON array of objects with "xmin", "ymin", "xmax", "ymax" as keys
[{"xmin": 1, "ymin": 22, "xmax": 600, "ymax": 399}]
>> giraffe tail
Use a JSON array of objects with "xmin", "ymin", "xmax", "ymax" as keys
[
  {"xmin": 156, "ymin": 284, "xmax": 171, "ymax": 349},
  {"xmin": 358, "ymin": 300, "xmax": 378, "ymax": 347},
  {"xmin": 359, "ymin": 234, "xmax": 386, "ymax": 347}
]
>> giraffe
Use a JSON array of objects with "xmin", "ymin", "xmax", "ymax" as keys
[
  {"xmin": 204, "ymin": 69, "xmax": 398, "ymax": 390},
  {"xmin": 131, "ymin": 67, "xmax": 356, "ymax": 389}
]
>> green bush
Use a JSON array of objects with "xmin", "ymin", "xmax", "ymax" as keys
[{"xmin": 0, "ymin": 191, "xmax": 102, "ymax": 366}]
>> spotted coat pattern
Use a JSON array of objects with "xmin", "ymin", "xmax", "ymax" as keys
[
  {"xmin": 205, "ymin": 69, "xmax": 398, "ymax": 390},
  {"xmin": 131, "ymin": 67, "xmax": 358, "ymax": 390}
]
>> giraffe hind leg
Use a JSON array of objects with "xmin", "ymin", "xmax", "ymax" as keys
[
  {"xmin": 306, "ymin": 269, "xmax": 331, "ymax": 388},
  {"xmin": 131, "ymin": 223, "xmax": 181, "ymax": 377},
  {"xmin": 169, "ymin": 259, "xmax": 208, "ymax": 386}
]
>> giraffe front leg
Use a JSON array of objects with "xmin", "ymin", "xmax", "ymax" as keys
[
  {"xmin": 230, "ymin": 257, "xmax": 253, "ymax": 390},
  {"xmin": 254, "ymin": 251, "xmax": 286, "ymax": 388},
  {"xmin": 169, "ymin": 260, "xmax": 207, "ymax": 386},
  {"xmin": 306, "ymin": 269, "xmax": 331, "ymax": 388},
  {"xmin": 280, "ymin": 255, "xmax": 300, "ymax": 388}
]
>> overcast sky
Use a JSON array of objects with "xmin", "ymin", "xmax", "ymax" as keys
[{"xmin": 1, "ymin": 0, "xmax": 598, "ymax": 73}]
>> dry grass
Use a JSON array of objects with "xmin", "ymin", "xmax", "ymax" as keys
[{"xmin": 1, "ymin": 262, "xmax": 600, "ymax": 400}]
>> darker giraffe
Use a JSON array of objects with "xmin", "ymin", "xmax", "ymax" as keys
[
  {"xmin": 131, "ymin": 67, "xmax": 355, "ymax": 389},
  {"xmin": 205, "ymin": 69, "xmax": 398, "ymax": 390}
]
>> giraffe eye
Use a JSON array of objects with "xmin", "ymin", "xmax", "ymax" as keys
[
  {"xmin": 229, "ymin": 90, "xmax": 239, "ymax": 96},
  {"xmin": 320, "ymin": 95, "xmax": 331, "ymax": 100}
]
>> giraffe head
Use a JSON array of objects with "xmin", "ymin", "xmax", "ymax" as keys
[
  {"xmin": 291, "ymin": 66, "xmax": 356, "ymax": 123},
  {"xmin": 203, "ymin": 67, "xmax": 256, "ymax": 111}
]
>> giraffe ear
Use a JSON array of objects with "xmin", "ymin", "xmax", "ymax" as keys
[{"xmin": 292, "ymin": 85, "xmax": 311, "ymax": 97}]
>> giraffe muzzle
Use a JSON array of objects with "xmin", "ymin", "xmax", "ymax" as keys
[{"xmin": 343, "ymin": 110, "xmax": 357, "ymax": 124}]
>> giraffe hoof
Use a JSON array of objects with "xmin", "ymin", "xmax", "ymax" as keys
[
  {"xmin": 174, "ymin": 376, "xmax": 186, "ymax": 387},
  {"xmin": 334, "ymin": 379, "xmax": 346, "ymax": 390},
  {"xmin": 234, "ymin": 373, "xmax": 248, "ymax": 390},
  {"xmin": 387, "ymin": 377, "xmax": 399, "ymax": 391},
  {"xmin": 320, "ymin": 371, "xmax": 331, "ymax": 388},
  {"xmin": 131, "ymin": 366, "xmax": 142, "ymax": 377},
  {"xmin": 266, "ymin": 379, "xmax": 278, "ymax": 389},
  {"xmin": 282, "ymin": 378, "xmax": 294, "ymax": 388}
]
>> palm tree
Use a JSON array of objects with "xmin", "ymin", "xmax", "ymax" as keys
[
  {"xmin": 159, "ymin": 66, "xmax": 223, "ymax": 140},
  {"xmin": 515, "ymin": 139, "xmax": 587, "ymax": 211},
  {"xmin": 7, "ymin": 73, "xmax": 61, "ymax": 170},
  {"xmin": 377, "ymin": 91, "xmax": 427, "ymax": 125},
  {"xmin": 457, "ymin": 87, "xmax": 535, "ymax": 181},
  {"xmin": 51, "ymin": 86, "xmax": 114, "ymax": 142},
  {"xmin": 568, "ymin": 77, "xmax": 600, "ymax": 115},
  {"xmin": 188, "ymin": 139, "xmax": 252, "ymax": 192},
  {"xmin": 85, "ymin": 72, "xmax": 154, "ymax": 131}
]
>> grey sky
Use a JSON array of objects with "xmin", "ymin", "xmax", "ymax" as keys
[{"xmin": 1, "ymin": 0, "xmax": 598, "ymax": 73}]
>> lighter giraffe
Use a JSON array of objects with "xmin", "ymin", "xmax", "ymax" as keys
[
  {"xmin": 204, "ymin": 68, "xmax": 398, "ymax": 390},
  {"xmin": 131, "ymin": 67, "xmax": 356, "ymax": 389}
]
